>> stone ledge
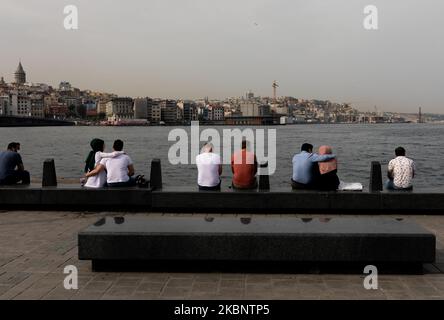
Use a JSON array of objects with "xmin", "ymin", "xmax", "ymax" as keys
[
  {"xmin": 151, "ymin": 190, "xmax": 444, "ymax": 213},
  {"xmin": 1, "ymin": 186, "xmax": 444, "ymax": 213}
]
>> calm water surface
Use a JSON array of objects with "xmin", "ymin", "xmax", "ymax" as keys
[{"xmin": 0, "ymin": 123, "xmax": 442, "ymax": 192}]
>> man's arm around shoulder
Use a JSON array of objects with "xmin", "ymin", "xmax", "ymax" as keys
[{"xmin": 310, "ymin": 153, "xmax": 335, "ymax": 162}]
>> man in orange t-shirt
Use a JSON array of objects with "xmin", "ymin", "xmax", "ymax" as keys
[{"xmin": 231, "ymin": 140, "xmax": 258, "ymax": 189}]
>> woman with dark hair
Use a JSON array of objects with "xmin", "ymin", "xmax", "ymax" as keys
[
  {"xmin": 84, "ymin": 139, "xmax": 105, "ymax": 173},
  {"xmin": 82, "ymin": 138, "xmax": 123, "ymax": 188}
]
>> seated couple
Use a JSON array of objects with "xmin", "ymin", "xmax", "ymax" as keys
[
  {"xmin": 292, "ymin": 143, "xmax": 339, "ymax": 191},
  {"xmin": 83, "ymin": 139, "xmax": 145, "ymax": 188},
  {"xmin": 196, "ymin": 140, "xmax": 258, "ymax": 191}
]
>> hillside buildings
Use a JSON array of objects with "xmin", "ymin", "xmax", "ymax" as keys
[{"xmin": 0, "ymin": 61, "xmax": 420, "ymax": 125}]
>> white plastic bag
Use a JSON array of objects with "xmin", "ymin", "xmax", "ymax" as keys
[{"xmin": 338, "ymin": 181, "xmax": 363, "ymax": 191}]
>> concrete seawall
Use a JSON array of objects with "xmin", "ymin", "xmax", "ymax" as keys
[{"xmin": 1, "ymin": 185, "xmax": 444, "ymax": 213}]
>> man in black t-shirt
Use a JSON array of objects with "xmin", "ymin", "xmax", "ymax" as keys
[{"xmin": 0, "ymin": 142, "xmax": 30, "ymax": 185}]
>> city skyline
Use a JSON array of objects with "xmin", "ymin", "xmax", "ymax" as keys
[
  {"xmin": 1, "ymin": 0, "xmax": 444, "ymax": 113},
  {"xmin": 0, "ymin": 61, "xmax": 436, "ymax": 118}
]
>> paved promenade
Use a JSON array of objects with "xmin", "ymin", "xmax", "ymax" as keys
[{"xmin": 0, "ymin": 211, "xmax": 444, "ymax": 300}]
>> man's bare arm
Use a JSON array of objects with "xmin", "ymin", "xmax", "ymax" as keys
[
  {"xmin": 128, "ymin": 164, "xmax": 135, "ymax": 177},
  {"xmin": 85, "ymin": 164, "xmax": 105, "ymax": 178},
  {"xmin": 387, "ymin": 169, "xmax": 393, "ymax": 179}
]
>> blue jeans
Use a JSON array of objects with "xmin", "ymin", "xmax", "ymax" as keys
[
  {"xmin": 385, "ymin": 179, "xmax": 413, "ymax": 191},
  {"xmin": 0, "ymin": 170, "xmax": 30, "ymax": 185}
]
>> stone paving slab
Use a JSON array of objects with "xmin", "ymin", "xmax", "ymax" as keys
[{"xmin": 0, "ymin": 211, "xmax": 443, "ymax": 300}]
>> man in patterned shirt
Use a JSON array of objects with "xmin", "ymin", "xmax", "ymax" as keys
[{"xmin": 386, "ymin": 147, "xmax": 415, "ymax": 191}]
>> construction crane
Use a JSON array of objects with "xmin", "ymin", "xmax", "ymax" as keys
[{"xmin": 272, "ymin": 80, "xmax": 279, "ymax": 102}]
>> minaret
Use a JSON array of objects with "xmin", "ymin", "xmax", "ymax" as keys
[{"xmin": 14, "ymin": 61, "xmax": 26, "ymax": 84}]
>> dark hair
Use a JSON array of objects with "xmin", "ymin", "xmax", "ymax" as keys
[
  {"xmin": 395, "ymin": 147, "xmax": 406, "ymax": 157},
  {"xmin": 7, "ymin": 142, "xmax": 16, "ymax": 150},
  {"xmin": 301, "ymin": 143, "xmax": 313, "ymax": 152},
  {"xmin": 113, "ymin": 139, "xmax": 124, "ymax": 151},
  {"xmin": 84, "ymin": 138, "xmax": 105, "ymax": 173},
  {"xmin": 241, "ymin": 140, "xmax": 247, "ymax": 149}
]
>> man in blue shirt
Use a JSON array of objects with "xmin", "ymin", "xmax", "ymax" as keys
[
  {"xmin": 292, "ymin": 143, "xmax": 336, "ymax": 190},
  {"xmin": 0, "ymin": 142, "xmax": 30, "ymax": 185}
]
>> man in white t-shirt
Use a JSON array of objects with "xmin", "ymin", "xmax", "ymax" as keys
[
  {"xmin": 196, "ymin": 142, "xmax": 222, "ymax": 191},
  {"xmin": 386, "ymin": 146, "xmax": 415, "ymax": 190},
  {"xmin": 85, "ymin": 139, "xmax": 136, "ymax": 187}
]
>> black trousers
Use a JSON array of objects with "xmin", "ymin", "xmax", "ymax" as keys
[
  {"xmin": 232, "ymin": 179, "xmax": 258, "ymax": 190},
  {"xmin": 317, "ymin": 170, "xmax": 340, "ymax": 191},
  {"xmin": 0, "ymin": 170, "xmax": 31, "ymax": 185},
  {"xmin": 291, "ymin": 179, "xmax": 316, "ymax": 190},
  {"xmin": 199, "ymin": 182, "xmax": 221, "ymax": 191}
]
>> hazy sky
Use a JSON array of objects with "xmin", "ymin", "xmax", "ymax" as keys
[{"xmin": 1, "ymin": 0, "xmax": 443, "ymax": 113}]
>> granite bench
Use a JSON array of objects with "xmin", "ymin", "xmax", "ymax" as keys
[{"xmin": 78, "ymin": 216, "xmax": 436, "ymax": 273}]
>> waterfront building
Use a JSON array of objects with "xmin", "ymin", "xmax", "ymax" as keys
[
  {"xmin": 160, "ymin": 100, "xmax": 181, "ymax": 124},
  {"xmin": 213, "ymin": 105, "xmax": 225, "ymax": 121},
  {"xmin": 240, "ymin": 102, "xmax": 261, "ymax": 117},
  {"xmin": 44, "ymin": 94, "xmax": 58, "ymax": 110},
  {"xmin": 148, "ymin": 99, "xmax": 162, "ymax": 124},
  {"xmin": 63, "ymin": 97, "xmax": 81, "ymax": 108},
  {"xmin": 46, "ymin": 103, "xmax": 69, "ymax": 119},
  {"xmin": 10, "ymin": 93, "xmax": 31, "ymax": 116},
  {"xmin": 106, "ymin": 97, "xmax": 134, "ymax": 121},
  {"xmin": 178, "ymin": 100, "xmax": 198, "ymax": 123},
  {"xmin": 203, "ymin": 104, "xmax": 225, "ymax": 122},
  {"xmin": 259, "ymin": 105, "xmax": 271, "ymax": 116},
  {"xmin": 293, "ymin": 115, "xmax": 307, "ymax": 123},
  {"xmin": 134, "ymin": 97, "xmax": 149, "ymax": 119},
  {"xmin": 30, "ymin": 95, "xmax": 45, "ymax": 118},
  {"xmin": 14, "ymin": 62, "xmax": 26, "ymax": 85},
  {"xmin": 97, "ymin": 100, "xmax": 109, "ymax": 115},
  {"xmin": 0, "ymin": 95, "xmax": 10, "ymax": 116},
  {"xmin": 83, "ymin": 99, "xmax": 98, "ymax": 117}
]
